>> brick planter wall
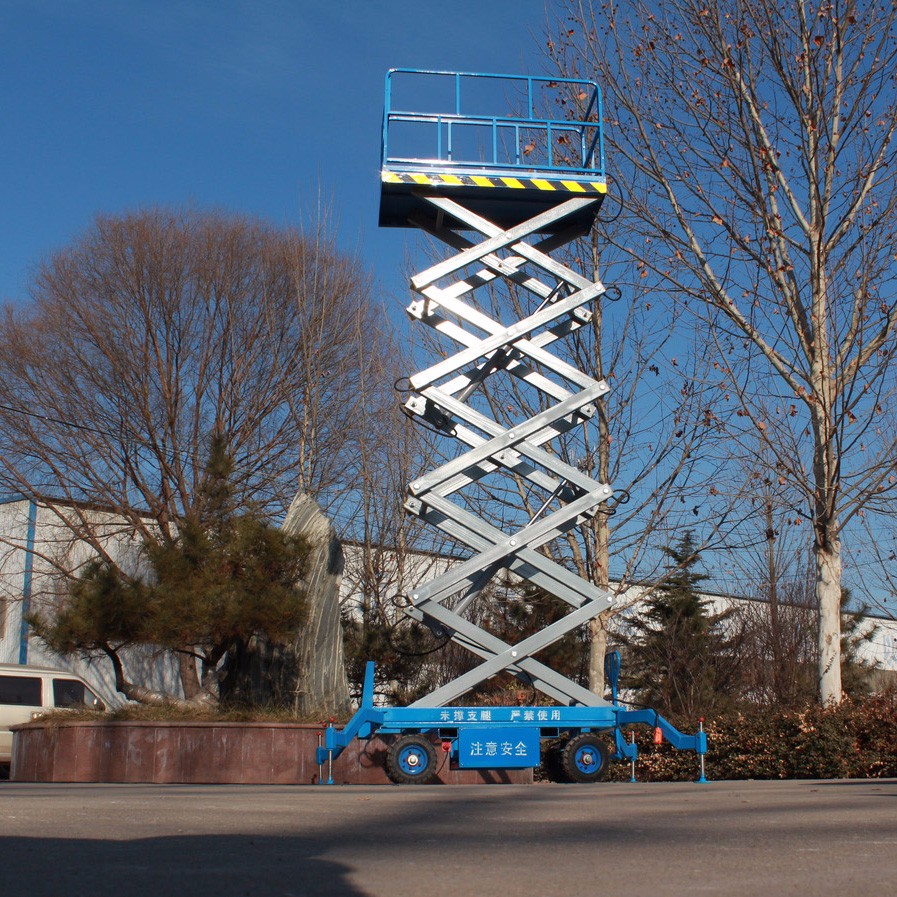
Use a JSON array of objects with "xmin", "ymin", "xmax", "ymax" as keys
[{"xmin": 10, "ymin": 721, "xmax": 532, "ymax": 785}]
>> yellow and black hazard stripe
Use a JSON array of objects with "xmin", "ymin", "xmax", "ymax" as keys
[{"xmin": 382, "ymin": 170, "xmax": 607, "ymax": 194}]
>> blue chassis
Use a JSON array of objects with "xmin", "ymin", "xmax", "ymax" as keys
[{"xmin": 317, "ymin": 662, "xmax": 707, "ymax": 772}]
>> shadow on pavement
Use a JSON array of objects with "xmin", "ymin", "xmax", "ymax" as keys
[{"xmin": 0, "ymin": 833, "xmax": 365, "ymax": 897}]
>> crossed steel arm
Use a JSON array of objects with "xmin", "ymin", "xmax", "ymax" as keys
[{"xmin": 401, "ymin": 194, "xmax": 614, "ymax": 709}]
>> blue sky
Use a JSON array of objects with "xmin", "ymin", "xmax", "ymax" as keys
[{"xmin": 1, "ymin": 0, "xmax": 558, "ymax": 309}]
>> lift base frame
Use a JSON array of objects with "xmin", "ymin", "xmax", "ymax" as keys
[{"xmin": 317, "ymin": 662, "xmax": 707, "ymax": 773}]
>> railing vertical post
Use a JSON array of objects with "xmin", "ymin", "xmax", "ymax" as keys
[
  {"xmin": 381, "ymin": 70, "xmax": 393, "ymax": 170},
  {"xmin": 317, "ymin": 730, "xmax": 324, "ymax": 785},
  {"xmin": 697, "ymin": 718, "xmax": 708, "ymax": 783}
]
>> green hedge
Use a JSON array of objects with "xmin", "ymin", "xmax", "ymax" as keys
[{"xmin": 607, "ymin": 692, "xmax": 897, "ymax": 781}]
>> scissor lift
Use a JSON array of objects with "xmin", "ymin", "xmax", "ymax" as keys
[{"xmin": 318, "ymin": 70, "xmax": 707, "ymax": 784}]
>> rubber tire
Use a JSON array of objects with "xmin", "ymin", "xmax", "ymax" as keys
[
  {"xmin": 385, "ymin": 735, "xmax": 438, "ymax": 785},
  {"xmin": 561, "ymin": 733, "xmax": 610, "ymax": 784},
  {"xmin": 541, "ymin": 742, "xmax": 572, "ymax": 783}
]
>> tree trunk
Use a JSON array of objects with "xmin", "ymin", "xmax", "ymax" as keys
[
  {"xmin": 106, "ymin": 645, "xmax": 211, "ymax": 707},
  {"xmin": 816, "ymin": 535, "xmax": 843, "ymax": 705},
  {"xmin": 281, "ymin": 492, "xmax": 351, "ymax": 718},
  {"xmin": 809, "ymin": 311, "xmax": 843, "ymax": 706},
  {"xmin": 588, "ymin": 233, "xmax": 612, "ymax": 695},
  {"xmin": 178, "ymin": 651, "xmax": 201, "ymax": 700},
  {"xmin": 588, "ymin": 610, "xmax": 612, "ymax": 697},
  {"xmin": 763, "ymin": 499, "xmax": 785, "ymax": 700}
]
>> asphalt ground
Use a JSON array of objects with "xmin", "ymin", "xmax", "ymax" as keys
[{"xmin": 1, "ymin": 779, "xmax": 895, "ymax": 896}]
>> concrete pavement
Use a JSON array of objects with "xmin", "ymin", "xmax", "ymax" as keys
[{"xmin": 1, "ymin": 779, "xmax": 895, "ymax": 896}]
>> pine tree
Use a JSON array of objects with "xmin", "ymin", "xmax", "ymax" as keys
[
  {"xmin": 619, "ymin": 532, "xmax": 743, "ymax": 723},
  {"xmin": 30, "ymin": 436, "xmax": 310, "ymax": 706},
  {"xmin": 481, "ymin": 584, "xmax": 590, "ymax": 696},
  {"xmin": 839, "ymin": 589, "xmax": 879, "ymax": 698}
]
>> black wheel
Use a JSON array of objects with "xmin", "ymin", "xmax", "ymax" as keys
[
  {"xmin": 540, "ymin": 741, "xmax": 571, "ymax": 783},
  {"xmin": 561, "ymin": 733, "xmax": 609, "ymax": 783},
  {"xmin": 385, "ymin": 735, "xmax": 438, "ymax": 785}
]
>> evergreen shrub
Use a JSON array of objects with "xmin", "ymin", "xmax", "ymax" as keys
[{"xmin": 606, "ymin": 691, "xmax": 897, "ymax": 781}]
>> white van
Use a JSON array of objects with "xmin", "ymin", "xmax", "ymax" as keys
[{"xmin": 0, "ymin": 663, "xmax": 106, "ymax": 766}]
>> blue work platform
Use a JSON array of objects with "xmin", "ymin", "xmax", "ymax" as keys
[{"xmin": 378, "ymin": 69, "xmax": 607, "ymax": 233}]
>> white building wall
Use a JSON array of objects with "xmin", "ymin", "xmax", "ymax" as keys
[
  {"xmin": 0, "ymin": 498, "xmax": 180, "ymax": 705},
  {"xmin": 338, "ymin": 540, "xmax": 463, "ymax": 612}
]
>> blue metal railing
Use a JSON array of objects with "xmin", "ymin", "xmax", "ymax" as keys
[{"xmin": 382, "ymin": 69, "xmax": 605, "ymax": 180}]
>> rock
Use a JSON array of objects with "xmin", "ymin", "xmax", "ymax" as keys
[{"xmin": 282, "ymin": 493, "xmax": 351, "ymax": 717}]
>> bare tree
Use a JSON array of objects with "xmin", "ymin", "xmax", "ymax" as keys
[
  {"xmin": 562, "ymin": 228, "xmax": 743, "ymax": 693},
  {"xmin": 338, "ymin": 391, "xmax": 452, "ymax": 704},
  {"xmin": 0, "ymin": 207, "xmax": 393, "ymax": 695},
  {"xmin": 549, "ymin": 0, "xmax": 897, "ymax": 703},
  {"xmin": 728, "ymin": 441, "xmax": 820, "ymax": 704}
]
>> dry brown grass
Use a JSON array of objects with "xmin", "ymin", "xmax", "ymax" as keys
[{"xmin": 34, "ymin": 703, "xmax": 343, "ymax": 725}]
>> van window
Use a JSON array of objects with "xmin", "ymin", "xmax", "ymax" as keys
[
  {"xmin": 0, "ymin": 675, "xmax": 42, "ymax": 706},
  {"xmin": 52, "ymin": 678, "xmax": 93, "ymax": 708}
]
